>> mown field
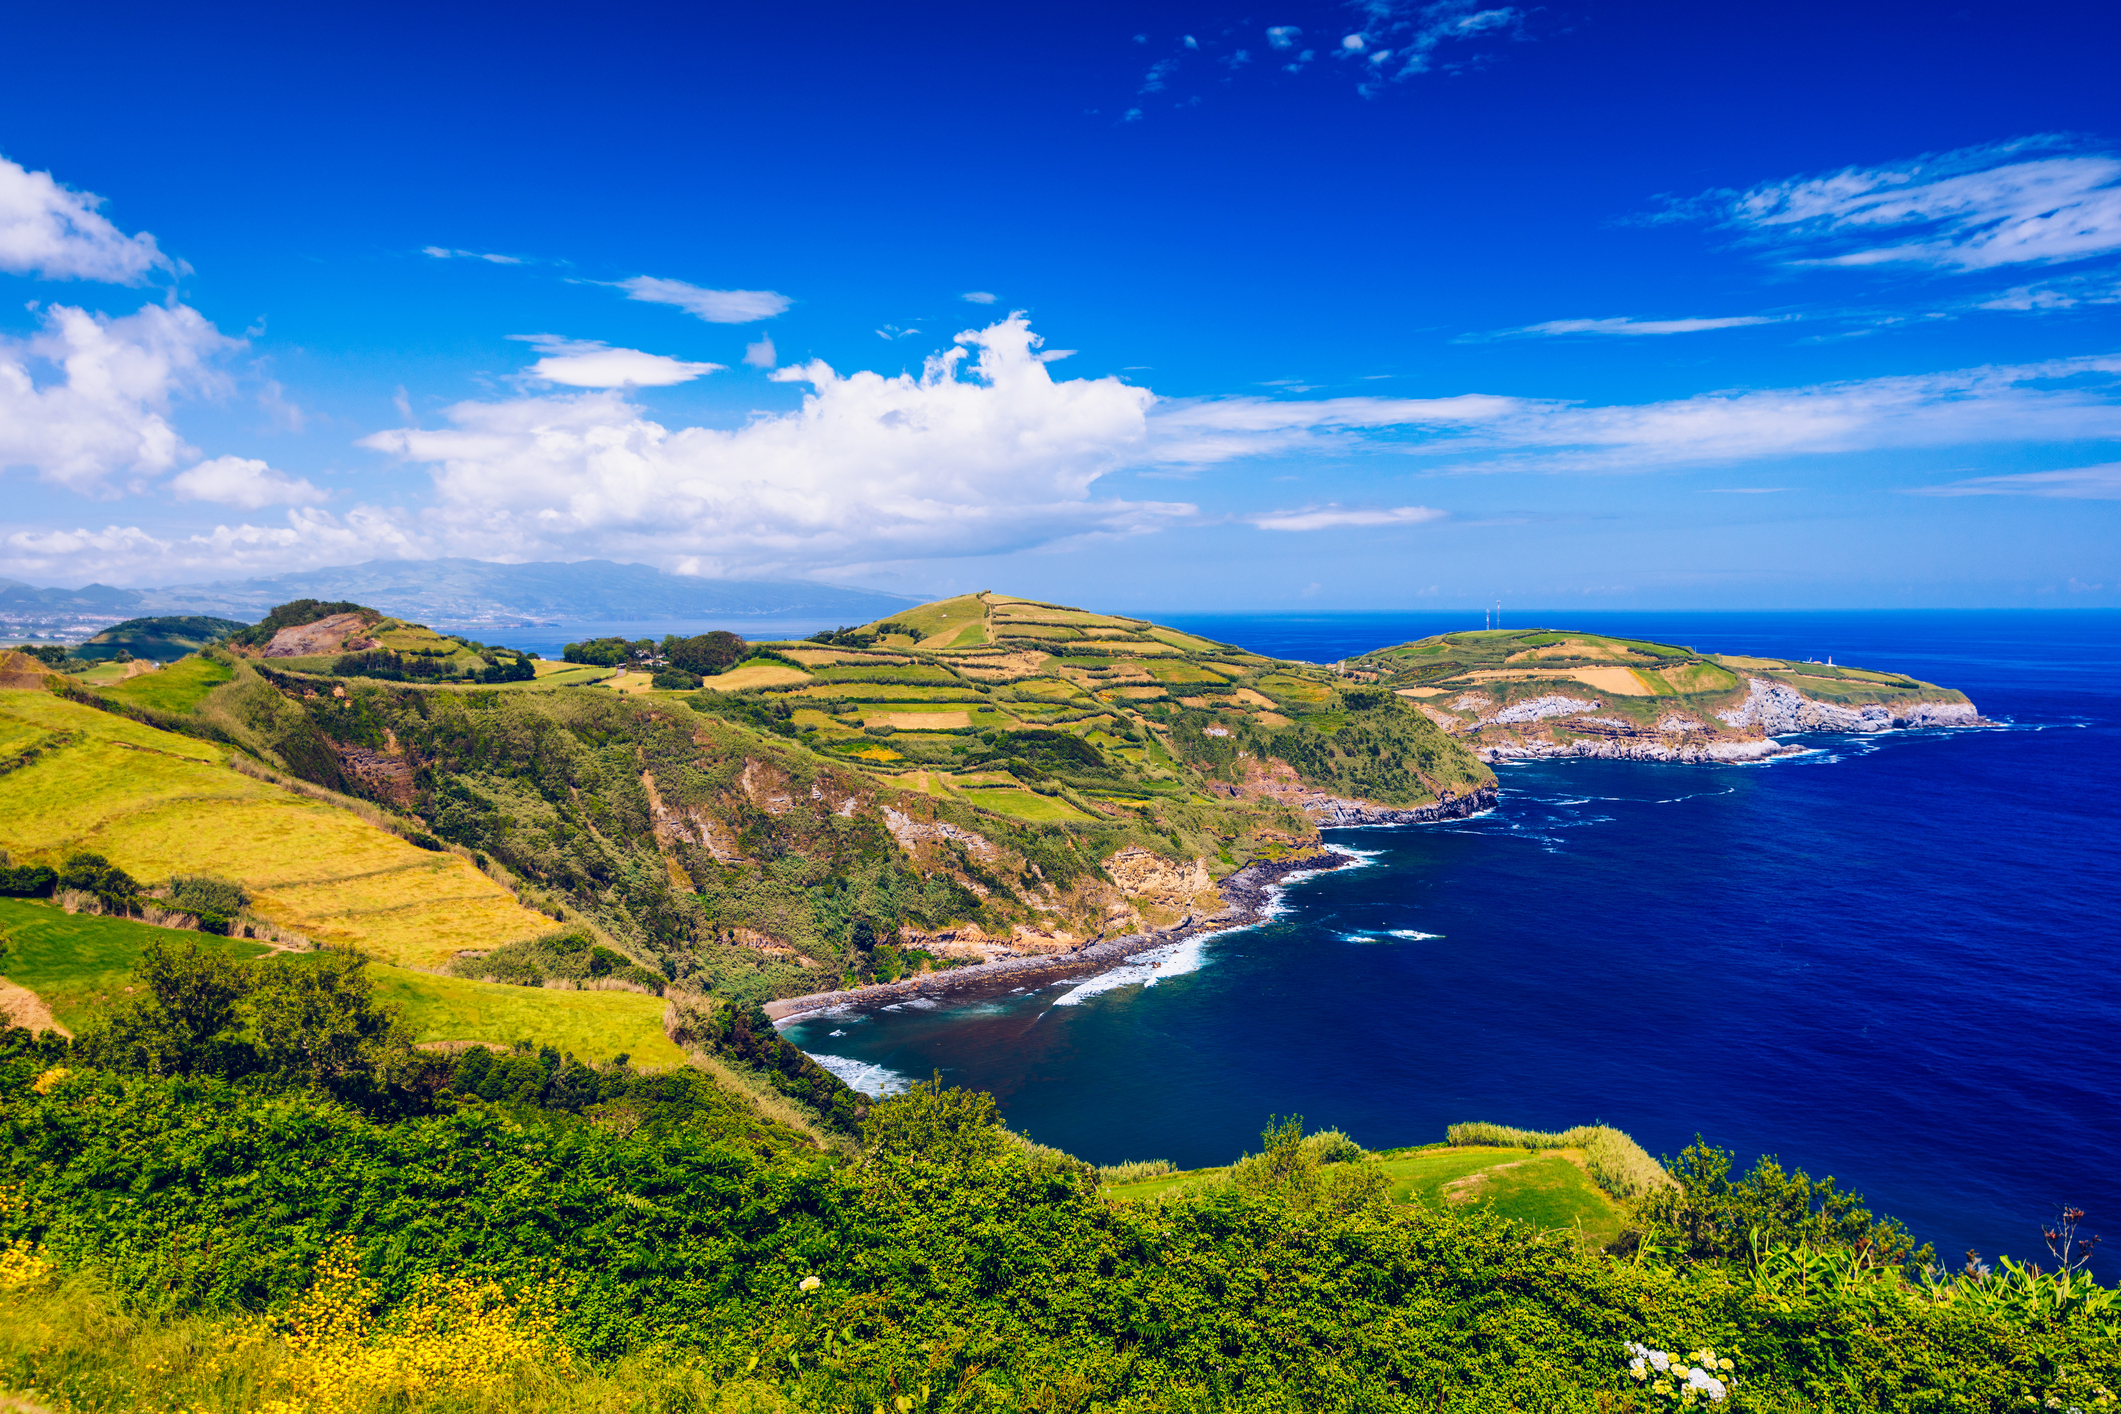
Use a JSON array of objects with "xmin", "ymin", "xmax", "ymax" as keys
[{"xmin": 0, "ymin": 690, "xmax": 554, "ymax": 969}]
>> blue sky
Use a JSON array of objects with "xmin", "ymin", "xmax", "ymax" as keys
[{"xmin": 2, "ymin": 0, "xmax": 2118, "ymax": 610}]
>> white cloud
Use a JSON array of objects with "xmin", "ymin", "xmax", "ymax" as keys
[
  {"xmin": 1, "ymin": 505, "xmax": 422, "ymax": 584},
  {"xmin": 422, "ymin": 246, "xmax": 522, "ymax": 264},
  {"xmin": 0, "ymin": 155, "xmax": 174, "ymax": 284},
  {"xmin": 360, "ymin": 314, "xmax": 1185, "ymax": 575},
  {"xmin": 0, "ymin": 302, "xmax": 240, "ymax": 490},
  {"xmin": 1147, "ymin": 354, "xmax": 2121, "ymax": 472},
  {"xmin": 508, "ymin": 335, "xmax": 722, "ymax": 388},
  {"xmin": 170, "ymin": 455, "xmax": 328, "ymax": 509},
  {"xmin": 1250, "ymin": 504, "xmax": 1445, "ymax": 531},
  {"xmin": 1976, "ymin": 272, "xmax": 2121, "ymax": 311},
  {"xmin": 615, "ymin": 276, "xmax": 792, "ymax": 323},
  {"xmin": 961, "ymin": 291, "xmax": 997, "ymax": 304},
  {"xmin": 1905, "ymin": 463, "xmax": 2121, "ymax": 499},
  {"xmin": 1695, "ymin": 139, "xmax": 2121, "ymax": 271},
  {"xmin": 1343, "ymin": 1, "xmax": 1523, "ymax": 87},
  {"xmin": 743, "ymin": 336, "xmax": 776, "ymax": 369},
  {"xmin": 1500, "ymin": 315, "xmax": 1786, "ymax": 338}
]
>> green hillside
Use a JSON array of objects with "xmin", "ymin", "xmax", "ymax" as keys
[{"xmin": 72, "ymin": 614, "xmax": 248, "ymax": 663}]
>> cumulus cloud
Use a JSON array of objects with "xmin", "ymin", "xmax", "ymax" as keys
[
  {"xmin": 1494, "ymin": 315, "xmax": 1787, "ymax": 338},
  {"xmin": 2, "ymin": 505, "xmax": 423, "ymax": 584},
  {"xmin": 1250, "ymin": 504, "xmax": 1445, "ymax": 531},
  {"xmin": 170, "ymin": 455, "xmax": 328, "ymax": 509},
  {"xmin": 359, "ymin": 314, "xmax": 1186, "ymax": 575},
  {"xmin": 743, "ymin": 336, "xmax": 776, "ymax": 369},
  {"xmin": 508, "ymin": 334, "xmax": 723, "ymax": 388},
  {"xmin": 615, "ymin": 276, "xmax": 792, "ymax": 323},
  {"xmin": 0, "ymin": 155, "xmax": 175, "ymax": 284},
  {"xmin": 1905, "ymin": 463, "xmax": 2121, "ymax": 499},
  {"xmin": 1677, "ymin": 139, "xmax": 2121, "ymax": 272},
  {"xmin": 0, "ymin": 302, "xmax": 241, "ymax": 490}
]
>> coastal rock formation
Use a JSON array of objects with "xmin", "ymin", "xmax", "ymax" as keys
[
  {"xmin": 1715, "ymin": 677, "xmax": 1983, "ymax": 734},
  {"xmin": 1302, "ymin": 785, "xmax": 1499, "ymax": 826},
  {"xmin": 261, "ymin": 611, "xmax": 379, "ymax": 658},
  {"xmin": 1482, "ymin": 737, "xmax": 1793, "ymax": 764}
]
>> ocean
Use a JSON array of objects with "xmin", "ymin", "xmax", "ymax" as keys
[{"xmin": 779, "ymin": 611, "xmax": 2121, "ymax": 1272}]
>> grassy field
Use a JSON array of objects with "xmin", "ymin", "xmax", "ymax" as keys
[
  {"xmin": 0, "ymin": 896, "xmax": 682, "ymax": 1064},
  {"xmin": 955, "ymin": 787, "xmax": 1097, "ymax": 822},
  {"xmin": 373, "ymin": 965, "xmax": 684, "ymax": 1066},
  {"xmin": 95, "ymin": 654, "xmax": 235, "ymax": 712},
  {"xmin": 0, "ymin": 690, "xmax": 554, "ymax": 969},
  {"xmin": 0, "ymin": 897, "xmax": 270, "ymax": 1031},
  {"xmin": 1105, "ymin": 1144, "xmax": 1626, "ymax": 1244}
]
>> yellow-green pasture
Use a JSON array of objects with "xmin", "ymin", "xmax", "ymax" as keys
[
  {"xmin": 0, "ymin": 690, "xmax": 554, "ymax": 970},
  {"xmin": 375, "ymin": 966, "xmax": 684, "ymax": 1066}
]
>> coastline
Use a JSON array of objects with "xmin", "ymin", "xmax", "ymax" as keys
[
  {"xmin": 765, "ymin": 847, "xmax": 1356, "ymax": 1025},
  {"xmin": 766, "ymin": 783, "xmax": 1500, "ymax": 1025}
]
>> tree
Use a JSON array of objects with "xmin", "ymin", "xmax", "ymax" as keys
[
  {"xmin": 664, "ymin": 631, "xmax": 747, "ymax": 677},
  {"xmin": 243, "ymin": 950, "xmax": 413, "ymax": 1094},
  {"xmin": 59, "ymin": 852, "xmax": 140, "ymax": 911},
  {"xmin": 86, "ymin": 938, "xmax": 253, "ymax": 1077}
]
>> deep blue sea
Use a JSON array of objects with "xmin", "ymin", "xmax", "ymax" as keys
[{"xmin": 780, "ymin": 611, "xmax": 2121, "ymax": 1273}]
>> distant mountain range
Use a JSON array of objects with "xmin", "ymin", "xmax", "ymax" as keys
[{"xmin": 0, "ymin": 560, "xmax": 916, "ymax": 633}]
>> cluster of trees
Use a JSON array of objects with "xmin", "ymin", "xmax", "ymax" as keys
[
  {"xmin": 332, "ymin": 648, "xmax": 535, "ymax": 683},
  {"xmin": 805, "ymin": 620, "xmax": 912, "ymax": 649},
  {"xmin": 0, "ymin": 854, "xmax": 251, "ymax": 935}
]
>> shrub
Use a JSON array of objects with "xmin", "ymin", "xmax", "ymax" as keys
[
  {"xmin": 0, "ymin": 862, "xmax": 56, "ymax": 898},
  {"xmin": 652, "ymin": 667, "xmax": 703, "ymax": 690},
  {"xmin": 664, "ymin": 631, "xmax": 747, "ymax": 677},
  {"xmin": 404, "ymin": 831, "xmax": 445, "ymax": 851},
  {"xmin": 57, "ymin": 852, "xmax": 139, "ymax": 912},
  {"xmin": 168, "ymin": 873, "xmax": 248, "ymax": 917}
]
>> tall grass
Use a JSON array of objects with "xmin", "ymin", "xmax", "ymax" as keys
[
  {"xmin": 1447, "ymin": 1121, "xmax": 1670, "ymax": 1201},
  {"xmin": 1097, "ymin": 1159, "xmax": 1176, "ymax": 1184}
]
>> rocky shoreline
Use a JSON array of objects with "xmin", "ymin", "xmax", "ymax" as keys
[
  {"xmin": 1304, "ymin": 783, "xmax": 1498, "ymax": 827},
  {"xmin": 763, "ymin": 847, "xmax": 1361, "ymax": 1024}
]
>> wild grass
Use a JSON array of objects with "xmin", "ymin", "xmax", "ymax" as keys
[{"xmin": 1096, "ymin": 1158, "xmax": 1175, "ymax": 1184}]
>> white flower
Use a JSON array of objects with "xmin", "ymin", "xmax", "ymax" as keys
[
  {"xmin": 1686, "ymin": 1367, "xmax": 1728, "ymax": 1401},
  {"xmin": 1631, "ymin": 1358, "xmax": 1648, "ymax": 1379},
  {"xmin": 1649, "ymin": 1350, "xmax": 1672, "ymax": 1372}
]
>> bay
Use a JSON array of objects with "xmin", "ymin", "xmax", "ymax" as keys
[{"xmin": 782, "ymin": 610, "xmax": 2121, "ymax": 1269}]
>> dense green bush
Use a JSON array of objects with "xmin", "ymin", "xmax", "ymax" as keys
[{"xmin": 4, "ymin": 1031, "xmax": 2115, "ymax": 1410}]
